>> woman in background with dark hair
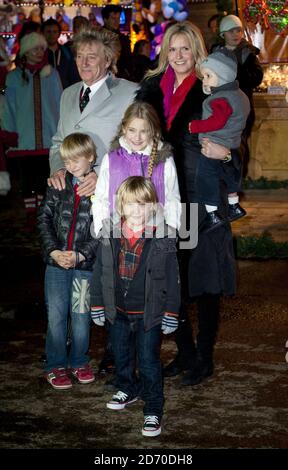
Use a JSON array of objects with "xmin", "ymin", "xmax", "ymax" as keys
[{"xmin": 132, "ymin": 39, "xmax": 153, "ymax": 83}]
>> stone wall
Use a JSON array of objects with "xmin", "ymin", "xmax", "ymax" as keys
[{"xmin": 248, "ymin": 93, "xmax": 288, "ymax": 180}]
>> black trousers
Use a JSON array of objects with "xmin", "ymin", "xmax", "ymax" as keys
[
  {"xmin": 196, "ymin": 152, "xmax": 242, "ymax": 206},
  {"xmin": 175, "ymin": 293, "xmax": 220, "ymax": 365},
  {"xmin": 8, "ymin": 154, "xmax": 49, "ymax": 198},
  {"xmin": 241, "ymin": 108, "xmax": 255, "ymax": 178}
]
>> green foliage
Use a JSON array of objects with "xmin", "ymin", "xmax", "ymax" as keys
[
  {"xmin": 242, "ymin": 177, "xmax": 288, "ymax": 190},
  {"xmin": 234, "ymin": 232, "xmax": 288, "ymax": 258}
]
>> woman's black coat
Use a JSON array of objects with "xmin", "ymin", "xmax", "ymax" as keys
[{"xmin": 136, "ymin": 74, "xmax": 236, "ymax": 297}]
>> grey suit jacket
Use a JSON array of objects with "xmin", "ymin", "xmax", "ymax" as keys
[{"xmin": 49, "ymin": 73, "xmax": 138, "ymax": 175}]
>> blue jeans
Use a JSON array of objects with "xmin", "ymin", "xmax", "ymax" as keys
[
  {"xmin": 111, "ymin": 313, "xmax": 164, "ymax": 418},
  {"xmin": 44, "ymin": 265, "xmax": 92, "ymax": 372},
  {"xmin": 196, "ymin": 152, "xmax": 242, "ymax": 206}
]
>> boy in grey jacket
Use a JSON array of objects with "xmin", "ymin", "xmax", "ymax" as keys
[
  {"xmin": 90, "ymin": 176, "xmax": 180, "ymax": 437},
  {"xmin": 189, "ymin": 50, "xmax": 250, "ymax": 232}
]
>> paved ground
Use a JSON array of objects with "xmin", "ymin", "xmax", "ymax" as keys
[
  {"xmin": 0, "ymin": 187, "xmax": 287, "ymax": 457},
  {"xmin": 233, "ymin": 189, "xmax": 288, "ymax": 242}
]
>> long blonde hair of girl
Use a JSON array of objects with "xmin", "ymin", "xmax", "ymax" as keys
[
  {"xmin": 145, "ymin": 21, "xmax": 207, "ymax": 79},
  {"xmin": 110, "ymin": 101, "xmax": 162, "ymax": 178}
]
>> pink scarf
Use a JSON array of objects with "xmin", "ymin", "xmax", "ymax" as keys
[{"xmin": 160, "ymin": 65, "xmax": 197, "ymax": 130}]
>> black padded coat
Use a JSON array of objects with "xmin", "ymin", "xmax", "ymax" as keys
[{"xmin": 37, "ymin": 174, "xmax": 98, "ymax": 271}]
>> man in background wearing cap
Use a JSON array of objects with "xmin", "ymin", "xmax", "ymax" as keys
[
  {"xmin": 212, "ymin": 14, "xmax": 263, "ymax": 177},
  {"xmin": 189, "ymin": 50, "xmax": 250, "ymax": 232}
]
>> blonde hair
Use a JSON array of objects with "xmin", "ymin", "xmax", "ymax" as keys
[
  {"xmin": 60, "ymin": 133, "xmax": 97, "ymax": 164},
  {"xmin": 145, "ymin": 21, "xmax": 207, "ymax": 79},
  {"xmin": 116, "ymin": 176, "xmax": 158, "ymax": 217},
  {"xmin": 73, "ymin": 27, "xmax": 121, "ymax": 75},
  {"xmin": 111, "ymin": 102, "xmax": 162, "ymax": 178}
]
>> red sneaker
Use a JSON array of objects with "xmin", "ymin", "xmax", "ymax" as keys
[
  {"xmin": 71, "ymin": 364, "xmax": 95, "ymax": 384},
  {"xmin": 46, "ymin": 368, "xmax": 72, "ymax": 390}
]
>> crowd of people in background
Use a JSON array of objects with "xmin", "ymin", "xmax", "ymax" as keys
[{"xmin": 0, "ymin": 7, "xmax": 263, "ymax": 438}]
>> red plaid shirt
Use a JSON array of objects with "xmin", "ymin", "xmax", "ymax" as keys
[{"xmin": 118, "ymin": 224, "xmax": 146, "ymax": 283}]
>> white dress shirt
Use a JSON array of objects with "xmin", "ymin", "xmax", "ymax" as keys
[{"xmin": 82, "ymin": 75, "xmax": 108, "ymax": 99}]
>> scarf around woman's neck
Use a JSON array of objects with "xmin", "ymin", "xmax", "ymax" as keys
[
  {"xmin": 160, "ymin": 65, "xmax": 197, "ymax": 130},
  {"xmin": 22, "ymin": 51, "xmax": 49, "ymax": 149},
  {"xmin": 25, "ymin": 50, "xmax": 49, "ymax": 75}
]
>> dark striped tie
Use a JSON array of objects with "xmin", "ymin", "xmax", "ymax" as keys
[{"xmin": 79, "ymin": 87, "xmax": 91, "ymax": 113}]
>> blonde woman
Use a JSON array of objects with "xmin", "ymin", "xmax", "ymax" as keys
[{"xmin": 136, "ymin": 21, "xmax": 237, "ymax": 386}]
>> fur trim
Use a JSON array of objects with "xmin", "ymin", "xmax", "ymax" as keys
[
  {"xmin": 110, "ymin": 137, "xmax": 173, "ymax": 164},
  {"xmin": 19, "ymin": 32, "xmax": 47, "ymax": 58},
  {"xmin": 40, "ymin": 64, "xmax": 53, "ymax": 78},
  {"xmin": 157, "ymin": 141, "xmax": 174, "ymax": 163}
]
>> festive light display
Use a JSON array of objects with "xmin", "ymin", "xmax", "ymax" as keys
[
  {"xmin": 161, "ymin": 0, "xmax": 188, "ymax": 21},
  {"xmin": 258, "ymin": 63, "xmax": 288, "ymax": 90},
  {"xmin": 244, "ymin": 0, "xmax": 288, "ymax": 35},
  {"xmin": 14, "ymin": 1, "xmax": 132, "ymax": 7},
  {"xmin": 266, "ymin": 0, "xmax": 288, "ymax": 35},
  {"xmin": 243, "ymin": 0, "xmax": 264, "ymax": 24}
]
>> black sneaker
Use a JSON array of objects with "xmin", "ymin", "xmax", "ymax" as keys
[
  {"xmin": 106, "ymin": 390, "xmax": 138, "ymax": 410},
  {"xmin": 181, "ymin": 360, "xmax": 214, "ymax": 386},
  {"xmin": 228, "ymin": 203, "xmax": 246, "ymax": 222},
  {"xmin": 142, "ymin": 415, "xmax": 161, "ymax": 437},
  {"xmin": 201, "ymin": 211, "xmax": 226, "ymax": 233}
]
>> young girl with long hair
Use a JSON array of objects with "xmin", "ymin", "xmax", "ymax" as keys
[{"xmin": 92, "ymin": 101, "xmax": 181, "ymax": 237}]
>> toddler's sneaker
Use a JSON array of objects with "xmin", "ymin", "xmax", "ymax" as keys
[
  {"xmin": 46, "ymin": 367, "xmax": 72, "ymax": 390},
  {"xmin": 228, "ymin": 203, "xmax": 246, "ymax": 222},
  {"xmin": 142, "ymin": 415, "xmax": 162, "ymax": 437},
  {"xmin": 201, "ymin": 210, "xmax": 226, "ymax": 233},
  {"xmin": 106, "ymin": 390, "xmax": 138, "ymax": 410},
  {"xmin": 71, "ymin": 364, "xmax": 95, "ymax": 384}
]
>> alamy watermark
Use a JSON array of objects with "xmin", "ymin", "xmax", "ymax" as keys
[{"xmin": 91, "ymin": 203, "xmax": 199, "ymax": 250}]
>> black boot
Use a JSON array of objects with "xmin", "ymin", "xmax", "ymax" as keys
[
  {"xmin": 163, "ymin": 353, "xmax": 192, "ymax": 377},
  {"xmin": 98, "ymin": 322, "xmax": 115, "ymax": 374},
  {"xmin": 103, "ymin": 373, "xmax": 119, "ymax": 391},
  {"xmin": 163, "ymin": 312, "xmax": 197, "ymax": 377},
  {"xmin": 181, "ymin": 354, "xmax": 214, "ymax": 386},
  {"xmin": 98, "ymin": 353, "xmax": 115, "ymax": 374},
  {"xmin": 181, "ymin": 294, "xmax": 220, "ymax": 386}
]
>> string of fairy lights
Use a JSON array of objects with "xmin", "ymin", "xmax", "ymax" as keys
[
  {"xmin": 0, "ymin": 1, "xmax": 133, "ymax": 38},
  {"xmin": 14, "ymin": 2, "xmax": 133, "ymax": 7}
]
